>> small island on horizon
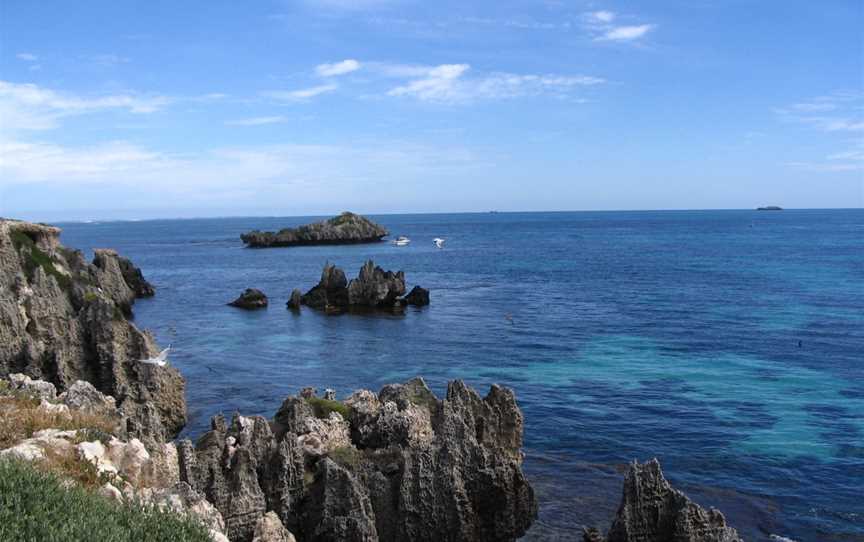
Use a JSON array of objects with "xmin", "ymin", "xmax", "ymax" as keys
[{"xmin": 756, "ymin": 206, "xmax": 783, "ymax": 211}]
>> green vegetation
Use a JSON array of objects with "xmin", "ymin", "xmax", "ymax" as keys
[
  {"xmin": 330, "ymin": 212, "xmax": 357, "ymax": 227},
  {"xmin": 0, "ymin": 460, "xmax": 212, "ymax": 542},
  {"xmin": 83, "ymin": 291, "xmax": 100, "ymax": 303},
  {"xmin": 10, "ymin": 230, "xmax": 71, "ymax": 291},
  {"xmin": 304, "ymin": 396, "xmax": 351, "ymax": 419}
]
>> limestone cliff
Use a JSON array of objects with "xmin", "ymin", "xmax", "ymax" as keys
[
  {"xmin": 177, "ymin": 378, "xmax": 538, "ymax": 542},
  {"xmin": 0, "ymin": 219, "xmax": 186, "ymax": 445}
]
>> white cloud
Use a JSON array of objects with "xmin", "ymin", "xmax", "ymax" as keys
[
  {"xmin": 225, "ymin": 116, "xmax": 289, "ymax": 126},
  {"xmin": 263, "ymin": 84, "xmax": 338, "ymax": 102},
  {"xmin": 587, "ymin": 11, "xmax": 616, "ymax": 23},
  {"xmin": 776, "ymin": 92, "xmax": 864, "ymax": 133},
  {"xmin": 0, "ymin": 80, "xmax": 170, "ymax": 133},
  {"xmin": 597, "ymin": 24, "xmax": 655, "ymax": 41},
  {"xmin": 16, "ymin": 53, "xmax": 38, "ymax": 62},
  {"xmin": 0, "ymin": 140, "xmax": 163, "ymax": 182},
  {"xmin": 315, "ymin": 59, "xmax": 361, "ymax": 77},
  {"xmin": 386, "ymin": 64, "xmax": 604, "ymax": 104}
]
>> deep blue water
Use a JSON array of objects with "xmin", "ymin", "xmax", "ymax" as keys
[{"xmin": 57, "ymin": 210, "xmax": 864, "ymax": 542}]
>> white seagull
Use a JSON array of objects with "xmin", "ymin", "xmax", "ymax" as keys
[
  {"xmin": 140, "ymin": 345, "xmax": 171, "ymax": 367},
  {"xmin": 433, "ymin": 238, "xmax": 445, "ymax": 249}
]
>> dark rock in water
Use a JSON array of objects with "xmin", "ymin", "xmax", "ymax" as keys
[
  {"xmin": 583, "ymin": 527, "xmax": 605, "ymax": 542},
  {"xmin": 300, "ymin": 264, "xmax": 349, "ymax": 311},
  {"xmin": 287, "ymin": 288, "xmax": 303, "ymax": 310},
  {"xmin": 402, "ymin": 285, "xmax": 430, "ymax": 306},
  {"xmin": 347, "ymin": 260, "xmax": 406, "ymax": 307},
  {"xmin": 229, "ymin": 288, "xmax": 269, "ymax": 309},
  {"xmin": 177, "ymin": 378, "xmax": 537, "ymax": 542},
  {"xmin": 0, "ymin": 219, "xmax": 186, "ymax": 446},
  {"xmin": 241, "ymin": 212, "xmax": 388, "ymax": 248},
  {"xmin": 591, "ymin": 458, "xmax": 742, "ymax": 542},
  {"xmin": 299, "ymin": 261, "xmax": 428, "ymax": 313}
]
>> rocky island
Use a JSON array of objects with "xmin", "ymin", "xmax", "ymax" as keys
[
  {"xmin": 293, "ymin": 261, "xmax": 429, "ymax": 313},
  {"xmin": 240, "ymin": 213, "xmax": 388, "ymax": 248},
  {"xmin": 0, "ymin": 218, "xmax": 743, "ymax": 542}
]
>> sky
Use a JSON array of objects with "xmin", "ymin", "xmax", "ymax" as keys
[{"xmin": 0, "ymin": 0, "xmax": 862, "ymax": 221}]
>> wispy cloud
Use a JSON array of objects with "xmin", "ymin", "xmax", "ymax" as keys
[
  {"xmin": 315, "ymin": 59, "xmax": 361, "ymax": 77},
  {"xmin": 0, "ymin": 80, "xmax": 170, "ymax": 133},
  {"xmin": 779, "ymin": 92, "xmax": 864, "ymax": 172},
  {"xmin": 225, "ymin": 116, "xmax": 289, "ymax": 126},
  {"xmin": 386, "ymin": 64, "xmax": 604, "ymax": 104},
  {"xmin": 587, "ymin": 11, "xmax": 615, "ymax": 24},
  {"xmin": 776, "ymin": 91, "xmax": 864, "ymax": 132},
  {"xmin": 584, "ymin": 11, "xmax": 655, "ymax": 42},
  {"xmin": 263, "ymin": 84, "xmax": 338, "ymax": 102},
  {"xmin": 597, "ymin": 24, "xmax": 655, "ymax": 41},
  {"xmin": 16, "ymin": 53, "xmax": 39, "ymax": 62}
]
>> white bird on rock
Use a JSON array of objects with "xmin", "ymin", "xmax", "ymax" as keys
[{"xmin": 140, "ymin": 345, "xmax": 171, "ymax": 367}]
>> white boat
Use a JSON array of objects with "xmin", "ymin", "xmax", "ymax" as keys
[
  {"xmin": 433, "ymin": 237, "xmax": 445, "ymax": 249},
  {"xmin": 392, "ymin": 236, "xmax": 411, "ymax": 246}
]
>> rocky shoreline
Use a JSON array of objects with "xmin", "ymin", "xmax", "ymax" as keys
[
  {"xmin": 240, "ymin": 213, "xmax": 388, "ymax": 248},
  {"xmin": 0, "ymin": 218, "xmax": 743, "ymax": 542}
]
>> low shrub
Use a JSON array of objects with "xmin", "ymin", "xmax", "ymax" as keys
[
  {"xmin": 0, "ymin": 460, "xmax": 212, "ymax": 542},
  {"xmin": 304, "ymin": 396, "xmax": 351, "ymax": 419}
]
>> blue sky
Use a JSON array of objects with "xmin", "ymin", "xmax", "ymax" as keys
[{"xmin": 1, "ymin": 0, "xmax": 862, "ymax": 220}]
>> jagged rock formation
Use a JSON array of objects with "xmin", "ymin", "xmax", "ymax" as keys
[
  {"xmin": 586, "ymin": 459, "xmax": 742, "ymax": 542},
  {"xmin": 297, "ymin": 261, "xmax": 428, "ymax": 313},
  {"xmin": 287, "ymin": 289, "xmax": 303, "ymax": 311},
  {"xmin": 177, "ymin": 378, "xmax": 537, "ymax": 542},
  {"xmin": 240, "ymin": 213, "xmax": 388, "ymax": 248},
  {"xmin": 229, "ymin": 289, "xmax": 269, "ymax": 310},
  {"xmin": 0, "ymin": 219, "xmax": 186, "ymax": 445}
]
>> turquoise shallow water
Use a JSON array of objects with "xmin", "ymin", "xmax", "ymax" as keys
[{"xmin": 57, "ymin": 209, "xmax": 864, "ymax": 541}]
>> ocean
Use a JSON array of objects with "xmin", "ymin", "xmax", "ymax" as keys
[{"xmin": 56, "ymin": 209, "xmax": 864, "ymax": 542}]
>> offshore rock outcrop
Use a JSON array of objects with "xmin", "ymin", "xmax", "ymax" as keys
[
  {"xmin": 0, "ymin": 219, "xmax": 186, "ymax": 445},
  {"xmin": 177, "ymin": 378, "xmax": 537, "ymax": 542},
  {"xmin": 229, "ymin": 289, "xmax": 269, "ymax": 310},
  {"xmin": 586, "ymin": 459, "xmax": 743, "ymax": 542},
  {"xmin": 240, "ymin": 212, "xmax": 388, "ymax": 248},
  {"xmin": 297, "ymin": 261, "xmax": 428, "ymax": 313}
]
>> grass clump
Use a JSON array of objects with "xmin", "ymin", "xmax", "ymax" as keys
[
  {"xmin": 10, "ymin": 230, "xmax": 72, "ymax": 291},
  {"xmin": 0, "ymin": 394, "xmax": 118, "ymax": 450},
  {"xmin": 0, "ymin": 460, "xmax": 212, "ymax": 542},
  {"xmin": 304, "ymin": 396, "xmax": 351, "ymax": 420}
]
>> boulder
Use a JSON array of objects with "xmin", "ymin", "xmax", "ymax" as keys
[
  {"xmin": 240, "ymin": 212, "xmax": 388, "ymax": 248},
  {"xmin": 402, "ymin": 286, "xmax": 430, "ymax": 306},
  {"xmin": 252, "ymin": 511, "xmax": 297, "ymax": 542},
  {"xmin": 229, "ymin": 288, "xmax": 269, "ymax": 310},
  {"xmin": 8, "ymin": 373, "xmax": 57, "ymax": 400}
]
